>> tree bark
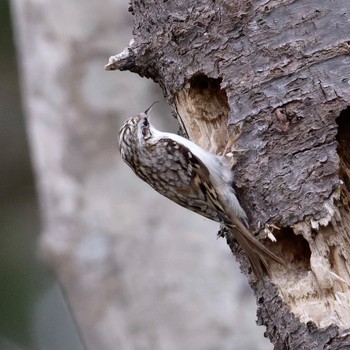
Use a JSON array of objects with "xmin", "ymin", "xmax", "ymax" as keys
[{"xmin": 107, "ymin": 0, "xmax": 350, "ymax": 348}]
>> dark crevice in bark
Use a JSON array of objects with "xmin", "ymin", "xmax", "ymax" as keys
[
  {"xmin": 277, "ymin": 226, "xmax": 311, "ymax": 271},
  {"xmin": 336, "ymin": 107, "xmax": 350, "ymax": 191}
]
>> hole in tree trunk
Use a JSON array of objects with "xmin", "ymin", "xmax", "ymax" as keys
[
  {"xmin": 174, "ymin": 74, "xmax": 233, "ymax": 153},
  {"xmin": 336, "ymin": 107, "xmax": 350, "ymax": 191},
  {"xmin": 278, "ymin": 226, "xmax": 311, "ymax": 271}
]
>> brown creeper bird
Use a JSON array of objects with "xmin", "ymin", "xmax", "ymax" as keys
[{"xmin": 118, "ymin": 105, "xmax": 284, "ymax": 279}]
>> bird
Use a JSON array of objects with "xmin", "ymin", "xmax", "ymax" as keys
[{"xmin": 118, "ymin": 103, "xmax": 284, "ymax": 279}]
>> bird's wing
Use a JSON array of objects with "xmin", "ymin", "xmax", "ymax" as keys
[{"xmin": 152, "ymin": 137, "xmax": 228, "ymax": 222}]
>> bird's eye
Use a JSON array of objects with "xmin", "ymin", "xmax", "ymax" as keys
[{"xmin": 141, "ymin": 118, "xmax": 149, "ymax": 137}]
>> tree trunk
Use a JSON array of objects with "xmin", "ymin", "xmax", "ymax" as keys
[{"xmin": 107, "ymin": 0, "xmax": 350, "ymax": 348}]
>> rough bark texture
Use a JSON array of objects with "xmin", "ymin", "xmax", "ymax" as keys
[{"xmin": 106, "ymin": 0, "xmax": 350, "ymax": 348}]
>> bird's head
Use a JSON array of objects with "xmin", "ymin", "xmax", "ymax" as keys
[{"xmin": 118, "ymin": 101, "xmax": 158, "ymax": 165}]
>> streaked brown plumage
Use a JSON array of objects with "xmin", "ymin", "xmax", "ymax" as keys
[{"xmin": 118, "ymin": 107, "xmax": 284, "ymax": 279}]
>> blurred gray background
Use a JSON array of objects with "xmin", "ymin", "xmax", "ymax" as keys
[{"xmin": 1, "ymin": 0, "xmax": 272, "ymax": 349}]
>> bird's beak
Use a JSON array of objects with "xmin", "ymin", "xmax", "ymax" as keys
[{"xmin": 144, "ymin": 100, "xmax": 159, "ymax": 115}]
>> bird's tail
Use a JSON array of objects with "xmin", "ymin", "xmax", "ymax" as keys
[{"xmin": 226, "ymin": 213, "xmax": 285, "ymax": 280}]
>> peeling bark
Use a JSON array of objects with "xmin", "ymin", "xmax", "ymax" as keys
[{"xmin": 107, "ymin": 0, "xmax": 350, "ymax": 348}]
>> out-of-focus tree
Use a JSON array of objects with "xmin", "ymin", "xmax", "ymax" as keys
[{"xmin": 11, "ymin": 0, "xmax": 271, "ymax": 349}]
